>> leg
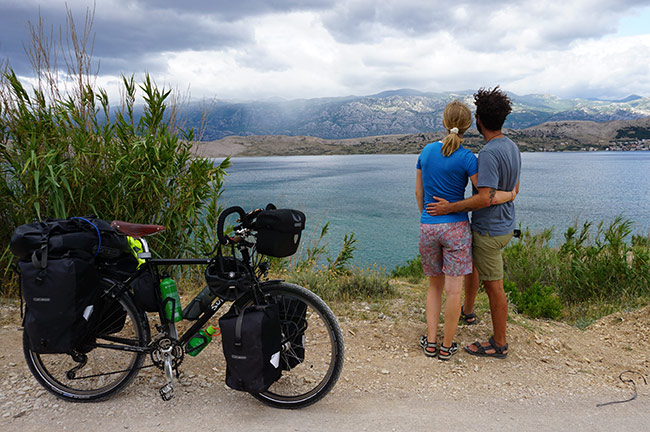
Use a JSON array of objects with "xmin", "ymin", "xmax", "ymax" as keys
[
  {"xmin": 437, "ymin": 221, "xmax": 471, "ymax": 359},
  {"xmin": 418, "ymin": 223, "xmax": 444, "ymax": 355},
  {"xmin": 425, "ymin": 275, "xmax": 444, "ymax": 346},
  {"xmin": 442, "ymin": 275, "xmax": 462, "ymax": 348},
  {"xmin": 462, "ymin": 266, "xmax": 479, "ymax": 323},
  {"xmin": 464, "ymin": 231, "xmax": 513, "ymax": 357},
  {"xmin": 483, "ymin": 279, "xmax": 507, "ymax": 347}
]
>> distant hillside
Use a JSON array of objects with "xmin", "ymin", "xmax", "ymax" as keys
[
  {"xmin": 193, "ymin": 117, "xmax": 650, "ymax": 157},
  {"xmin": 182, "ymin": 89, "xmax": 650, "ymax": 141}
]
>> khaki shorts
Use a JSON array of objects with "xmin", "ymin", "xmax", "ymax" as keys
[{"xmin": 472, "ymin": 231, "xmax": 514, "ymax": 281}]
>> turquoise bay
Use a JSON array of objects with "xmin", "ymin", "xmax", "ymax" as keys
[{"xmin": 219, "ymin": 152, "xmax": 650, "ymax": 271}]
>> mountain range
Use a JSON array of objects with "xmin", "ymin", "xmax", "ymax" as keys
[{"xmin": 182, "ymin": 89, "xmax": 650, "ymax": 141}]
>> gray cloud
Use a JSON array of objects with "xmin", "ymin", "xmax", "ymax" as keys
[
  {"xmin": 1, "ymin": 0, "xmax": 649, "ymax": 100},
  {"xmin": 0, "ymin": 0, "xmax": 333, "ymax": 76},
  {"xmin": 319, "ymin": 0, "xmax": 647, "ymax": 50},
  {"xmin": 0, "ymin": 1, "xmax": 256, "ymax": 75}
]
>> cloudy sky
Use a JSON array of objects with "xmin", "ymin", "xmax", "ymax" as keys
[{"xmin": 1, "ymin": 0, "xmax": 650, "ymax": 102}]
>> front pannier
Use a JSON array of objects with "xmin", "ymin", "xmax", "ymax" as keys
[
  {"xmin": 219, "ymin": 303, "xmax": 282, "ymax": 393},
  {"xmin": 254, "ymin": 209, "xmax": 306, "ymax": 258}
]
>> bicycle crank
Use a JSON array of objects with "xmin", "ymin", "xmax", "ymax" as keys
[{"xmin": 150, "ymin": 336, "xmax": 183, "ymax": 401}]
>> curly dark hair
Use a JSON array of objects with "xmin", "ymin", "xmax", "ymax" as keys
[{"xmin": 474, "ymin": 86, "xmax": 512, "ymax": 131}]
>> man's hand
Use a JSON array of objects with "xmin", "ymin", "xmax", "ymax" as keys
[{"xmin": 426, "ymin": 196, "xmax": 451, "ymax": 216}]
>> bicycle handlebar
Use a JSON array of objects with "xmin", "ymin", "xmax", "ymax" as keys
[
  {"xmin": 216, "ymin": 204, "xmax": 276, "ymax": 246},
  {"xmin": 217, "ymin": 206, "xmax": 247, "ymax": 245}
]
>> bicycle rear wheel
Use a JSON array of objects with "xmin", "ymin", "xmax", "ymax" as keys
[
  {"xmin": 23, "ymin": 292, "xmax": 150, "ymax": 402},
  {"xmin": 236, "ymin": 282, "xmax": 344, "ymax": 409}
]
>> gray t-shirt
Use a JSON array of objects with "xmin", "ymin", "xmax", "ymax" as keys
[{"xmin": 471, "ymin": 136, "xmax": 521, "ymax": 236}]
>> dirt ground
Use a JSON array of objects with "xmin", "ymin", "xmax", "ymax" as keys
[{"xmin": 1, "ymin": 282, "xmax": 649, "ymax": 431}]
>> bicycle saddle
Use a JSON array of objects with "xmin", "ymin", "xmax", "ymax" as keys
[{"xmin": 111, "ymin": 220, "xmax": 165, "ymax": 238}]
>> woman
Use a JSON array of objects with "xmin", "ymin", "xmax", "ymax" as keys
[{"xmin": 415, "ymin": 100, "xmax": 515, "ymax": 360}]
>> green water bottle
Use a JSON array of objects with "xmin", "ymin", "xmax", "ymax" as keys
[
  {"xmin": 160, "ymin": 276, "xmax": 183, "ymax": 322},
  {"xmin": 186, "ymin": 325, "xmax": 219, "ymax": 357}
]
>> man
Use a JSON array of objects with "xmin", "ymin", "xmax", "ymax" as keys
[{"xmin": 427, "ymin": 86, "xmax": 520, "ymax": 359}]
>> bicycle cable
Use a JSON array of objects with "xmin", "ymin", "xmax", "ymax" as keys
[{"xmin": 67, "ymin": 363, "xmax": 157, "ymax": 380}]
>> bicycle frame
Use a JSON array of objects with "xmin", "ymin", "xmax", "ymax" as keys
[{"xmin": 100, "ymin": 233, "xmax": 261, "ymax": 354}]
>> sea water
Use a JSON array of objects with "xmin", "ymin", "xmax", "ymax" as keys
[{"xmin": 219, "ymin": 151, "xmax": 650, "ymax": 270}]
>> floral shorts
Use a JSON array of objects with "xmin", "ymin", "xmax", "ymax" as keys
[{"xmin": 419, "ymin": 221, "xmax": 472, "ymax": 277}]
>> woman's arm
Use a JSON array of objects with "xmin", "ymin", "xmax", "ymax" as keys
[{"xmin": 415, "ymin": 169, "xmax": 424, "ymax": 213}]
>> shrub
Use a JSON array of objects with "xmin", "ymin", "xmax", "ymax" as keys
[
  {"xmin": 504, "ymin": 279, "xmax": 562, "ymax": 320},
  {"xmin": 503, "ymin": 227, "xmax": 559, "ymax": 290},
  {"xmin": 557, "ymin": 216, "xmax": 650, "ymax": 303},
  {"xmin": 268, "ymin": 222, "xmax": 393, "ymax": 302},
  {"xmin": 391, "ymin": 255, "xmax": 424, "ymax": 283},
  {"xmin": 288, "ymin": 264, "xmax": 394, "ymax": 302}
]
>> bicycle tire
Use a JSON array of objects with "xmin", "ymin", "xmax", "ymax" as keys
[
  {"xmin": 234, "ymin": 282, "xmax": 345, "ymax": 409},
  {"xmin": 23, "ymin": 291, "xmax": 150, "ymax": 402}
]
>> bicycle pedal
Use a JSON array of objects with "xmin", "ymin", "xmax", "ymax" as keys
[{"xmin": 159, "ymin": 383, "xmax": 174, "ymax": 401}]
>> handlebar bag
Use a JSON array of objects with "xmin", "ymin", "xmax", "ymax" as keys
[
  {"xmin": 219, "ymin": 303, "xmax": 282, "ymax": 393},
  {"xmin": 20, "ymin": 249, "xmax": 99, "ymax": 354},
  {"xmin": 254, "ymin": 209, "xmax": 306, "ymax": 258}
]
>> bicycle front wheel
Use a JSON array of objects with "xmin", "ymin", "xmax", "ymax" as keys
[
  {"xmin": 23, "ymin": 292, "xmax": 150, "ymax": 402},
  {"xmin": 236, "ymin": 282, "xmax": 345, "ymax": 409}
]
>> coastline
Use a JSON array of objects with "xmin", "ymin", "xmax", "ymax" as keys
[{"xmin": 191, "ymin": 132, "xmax": 650, "ymax": 158}]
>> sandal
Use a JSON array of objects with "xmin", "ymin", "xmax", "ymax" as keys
[
  {"xmin": 460, "ymin": 306, "xmax": 478, "ymax": 325},
  {"xmin": 419, "ymin": 335, "xmax": 437, "ymax": 358},
  {"xmin": 464, "ymin": 336, "xmax": 508, "ymax": 359},
  {"xmin": 438, "ymin": 342, "xmax": 459, "ymax": 361}
]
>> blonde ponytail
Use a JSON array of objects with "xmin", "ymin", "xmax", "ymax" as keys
[{"xmin": 441, "ymin": 100, "xmax": 473, "ymax": 157}]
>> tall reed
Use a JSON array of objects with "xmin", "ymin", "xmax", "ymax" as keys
[{"xmin": 0, "ymin": 7, "xmax": 229, "ymax": 294}]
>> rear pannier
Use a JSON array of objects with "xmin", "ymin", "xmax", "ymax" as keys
[
  {"xmin": 12, "ymin": 217, "xmax": 130, "ymax": 353},
  {"xmin": 20, "ymin": 250, "xmax": 99, "ymax": 353},
  {"xmin": 254, "ymin": 209, "xmax": 306, "ymax": 258},
  {"xmin": 10, "ymin": 216, "xmax": 129, "ymax": 261}
]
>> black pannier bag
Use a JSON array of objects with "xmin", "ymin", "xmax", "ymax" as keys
[
  {"xmin": 254, "ymin": 209, "xmax": 306, "ymax": 258},
  {"xmin": 12, "ymin": 216, "xmax": 128, "ymax": 354},
  {"xmin": 10, "ymin": 216, "xmax": 129, "ymax": 261},
  {"xmin": 98, "ymin": 253, "xmax": 158, "ymax": 312},
  {"xmin": 219, "ymin": 303, "xmax": 282, "ymax": 393},
  {"xmin": 131, "ymin": 271, "xmax": 159, "ymax": 312},
  {"xmin": 277, "ymin": 296, "xmax": 308, "ymax": 370},
  {"xmin": 20, "ymin": 250, "xmax": 99, "ymax": 353},
  {"xmin": 91, "ymin": 296, "xmax": 127, "ymax": 337}
]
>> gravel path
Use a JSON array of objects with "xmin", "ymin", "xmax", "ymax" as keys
[{"xmin": 1, "ymin": 298, "xmax": 649, "ymax": 431}]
